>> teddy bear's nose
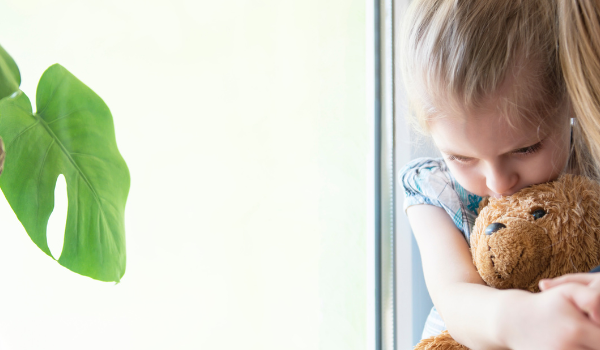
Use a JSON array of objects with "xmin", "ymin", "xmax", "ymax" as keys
[{"xmin": 485, "ymin": 223, "xmax": 506, "ymax": 235}]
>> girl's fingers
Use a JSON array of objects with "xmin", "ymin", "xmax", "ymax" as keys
[
  {"xmin": 540, "ymin": 273, "xmax": 600, "ymax": 290},
  {"xmin": 559, "ymin": 283, "xmax": 600, "ymax": 326},
  {"xmin": 552, "ymin": 283, "xmax": 600, "ymax": 350}
]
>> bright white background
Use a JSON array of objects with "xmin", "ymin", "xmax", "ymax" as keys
[{"xmin": 0, "ymin": 0, "xmax": 368, "ymax": 349}]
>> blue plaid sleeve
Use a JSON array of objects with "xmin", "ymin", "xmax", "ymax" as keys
[{"xmin": 399, "ymin": 157, "xmax": 482, "ymax": 241}]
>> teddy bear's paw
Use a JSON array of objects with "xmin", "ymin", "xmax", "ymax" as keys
[{"xmin": 414, "ymin": 330, "xmax": 470, "ymax": 350}]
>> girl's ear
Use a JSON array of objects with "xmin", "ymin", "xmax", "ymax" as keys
[{"xmin": 477, "ymin": 197, "xmax": 490, "ymax": 214}]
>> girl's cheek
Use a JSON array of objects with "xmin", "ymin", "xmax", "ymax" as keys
[{"xmin": 449, "ymin": 166, "xmax": 483, "ymax": 195}]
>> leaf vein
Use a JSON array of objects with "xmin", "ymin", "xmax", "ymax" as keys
[
  {"xmin": 36, "ymin": 115, "xmax": 105, "ymax": 229},
  {"xmin": 45, "ymin": 109, "xmax": 84, "ymax": 126},
  {"xmin": 6, "ymin": 120, "xmax": 41, "ymax": 150}
]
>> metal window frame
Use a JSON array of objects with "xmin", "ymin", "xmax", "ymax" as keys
[
  {"xmin": 372, "ymin": 0, "xmax": 397, "ymax": 349},
  {"xmin": 370, "ymin": 0, "xmax": 425, "ymax": 349}
]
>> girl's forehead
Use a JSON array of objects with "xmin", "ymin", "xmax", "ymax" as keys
[
  {"xmin": 428, "ymin": 100, "xmax": 571, "ymax": 157},
  {"xmin": 425, "ymin": 85, "xmax": 569, "ymax": 135},
  {"xmin": 429, "ymin": 110, "xmax": 549, "ymax": 148},
  {"xmin": 423, "ymin": 56, "xmax": 567, "ymax": 131}
]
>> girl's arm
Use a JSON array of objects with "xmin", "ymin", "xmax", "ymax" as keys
[{"xmin": 408, "ymin": 204, "xmax": 600, "ymax": 350}]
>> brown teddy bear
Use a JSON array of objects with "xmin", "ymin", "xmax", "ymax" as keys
[{"xmin": 414, "ymin": 174, "xmax": 600, "ymax": 350}]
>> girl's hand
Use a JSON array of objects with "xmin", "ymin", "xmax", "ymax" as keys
[
  {"xmin": 539, "ymin": 273, "xmax": 600, "ymax": 325},
  {"xmin": 540, "ymin": 272, "xmax": 600, "ymax": 290},
  {"xmin": 502, "ymin": 287, "xmax": 600, "ymax": 350}
]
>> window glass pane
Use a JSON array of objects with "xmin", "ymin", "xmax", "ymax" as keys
[
  {"xmin": 394, "ymin": 0, "xmax": 436, "ymax": 347},
  {"xmin": 0, "ymin": 1, "xmax": 367, "ymax": 349}
]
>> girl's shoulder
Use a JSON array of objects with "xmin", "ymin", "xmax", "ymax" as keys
[
  {"xmin": 399, "ymin": 157, "xmax": 449, "ymax": 177},
  {"xmin": 399, "ymin": 157, "xmax": 453, "ymax": 200},
  {"xmin": 400, "ymin": 157, "xmax": 483, "ymax": 240}
]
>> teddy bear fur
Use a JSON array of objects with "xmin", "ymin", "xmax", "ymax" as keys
[{"xmin": 414, "ymin": 174, "xmax": 600, "ymax": 350}]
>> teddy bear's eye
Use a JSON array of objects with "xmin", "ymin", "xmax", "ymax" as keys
[{"xmin": 532, "ymin": 208, "xmax": 546, "ymax": 220}]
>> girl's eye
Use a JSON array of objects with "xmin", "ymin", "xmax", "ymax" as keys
[
  {"xmin": 446, "ymin": 155, "xmax": 473, "ymax": 164},
  {"xmin": 512, "ymin": 141, "xmax": 543, "ymax": 155}
]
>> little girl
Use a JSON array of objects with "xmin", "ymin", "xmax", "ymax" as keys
[{"xmin": 400, "ymin": 0, "xmax": 600, "ymax": 349}]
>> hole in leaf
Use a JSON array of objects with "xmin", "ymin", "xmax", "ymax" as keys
[{"xmin": 47, "ymin": 174, "xmax": 67, "ymax": 260}]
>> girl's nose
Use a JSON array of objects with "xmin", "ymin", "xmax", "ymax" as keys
[{"xmin": 485, "ymin": 165, "xmax": 518, "ymax": 196}]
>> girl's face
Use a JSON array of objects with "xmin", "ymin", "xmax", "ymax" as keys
[{"xmin": 429, "ymin": 105, "xmax": 572, "ymax": 198}]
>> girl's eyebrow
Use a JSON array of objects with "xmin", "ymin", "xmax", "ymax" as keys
[
  {"xmin": 440, "ymin": 140, "xmax": 544, "ymax": 159},
  {"xmin": 438, "ymin": 149, "xmax": 471, "ymax": 158}
]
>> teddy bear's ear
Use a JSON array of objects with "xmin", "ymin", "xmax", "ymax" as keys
[{"xmin": 477, "ymin": 197, "xmax": 490, "ymax": 214}]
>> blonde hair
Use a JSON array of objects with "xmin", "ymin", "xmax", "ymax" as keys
[
  {"xmin": 559, "ymin": 0, "xmax": 600, "ymax": 180},
  {"xmin": 400, "ymin": 0, "xmax": 599, "ymax": 180}
]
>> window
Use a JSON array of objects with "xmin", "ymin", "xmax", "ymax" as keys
[
  {"xmin": 370, "ymin": 0, "xmax": 436, "ymax": 348},
  {"xmin": 0, "ymin": 1, "xmax": 370, "ymax": 349}
]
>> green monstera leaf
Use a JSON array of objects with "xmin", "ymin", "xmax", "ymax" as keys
[
  {"xmin": 0, "ymin": 44, "xmax": 21, "ymax": 100},
  {"xmin": 0, "ymin": 64, "xmax": 129, "ymax": 282}
]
